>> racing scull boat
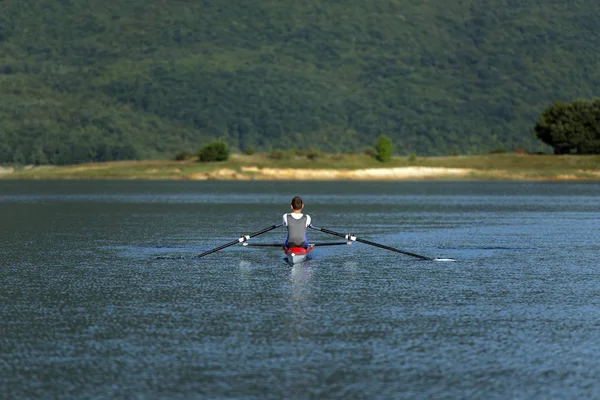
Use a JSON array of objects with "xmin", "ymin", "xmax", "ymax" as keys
[{"xmin": 192, "ymin": 223, "xmax": 455, "ymax": 262}]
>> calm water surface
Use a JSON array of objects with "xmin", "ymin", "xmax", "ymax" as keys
[{"xmin": 1, "ymin": 180, "xmax": 600, "ymax": 399}]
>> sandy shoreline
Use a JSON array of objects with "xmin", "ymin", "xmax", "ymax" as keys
[
  {"xmin": 187, "ymin": 166, "xmax": 476, "ymax": 180},
  {"xmin": 182, "ymin": 166, "xmax": 600, "ymax": 181},
  {"xmin": 2, "ymin": 159, "xmax": 600, "ymax": 181}
]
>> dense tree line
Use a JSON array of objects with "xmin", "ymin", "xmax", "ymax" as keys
[{"xmin": 2, "ymin": 0, "xmax": 600, "ymax": 164}]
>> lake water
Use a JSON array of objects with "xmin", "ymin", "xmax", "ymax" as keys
[{"xmin": 1, "ymin": 180, "xmax": 600, "ymax": 399}]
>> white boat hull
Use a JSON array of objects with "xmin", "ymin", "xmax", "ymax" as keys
[
  {"xmin": 286, "ymin": 253, "xmax": 308, "ymax": 264},
  {"xmin": 283, "ymin": 246, "xmax": 312, "ymax": 264}
]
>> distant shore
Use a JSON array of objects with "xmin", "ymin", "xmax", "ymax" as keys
[{"xmin": 1, "ymin": 153, "xmax": 600, "ymax": 181}]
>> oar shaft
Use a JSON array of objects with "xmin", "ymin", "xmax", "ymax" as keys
[
  {"xmin": 311, "ymin": 226, "xmax": 432, "ymax": 260},
  {"xmin": 196, "ymin": 238, "xmax": 243, "ymax": 258},
  {"xmin": 312, "ymin": 227, "xmax": 345, "ymax": 239},
  {"xmin": 354, "ymin": 237, "xmax": 431, "ymax": 260},
  {"xmin": 196, "ymin": 223, "xmax": 283, "ymax": 258}
]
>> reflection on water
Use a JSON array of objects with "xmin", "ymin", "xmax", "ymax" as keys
[
  {"xmin": 288, "ymin": 262, "xmax": 313, "ymax": 341},
  {"xmin": 290, "ymin": 262, "xmax": 313, "ymax": 305},
  {"xmin": 291, "ymin": 262, "xmax": 313, "ymax": 283},
  {"xmin": 238, "ymin": 260, "xmax": 252, "ymax": 271},
  {"xmin": 342, "ymin": 261, "xmax": 359, "ymax": 272}
]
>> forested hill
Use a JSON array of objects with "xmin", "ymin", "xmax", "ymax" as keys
[{"xmin": 2, "ymin": 0, "xmax": 600, "ymax": 164}]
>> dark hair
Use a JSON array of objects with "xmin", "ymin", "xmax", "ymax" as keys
[{"xmin": 291, "ymin": 196, "xmax": 304, "ymax": 210}]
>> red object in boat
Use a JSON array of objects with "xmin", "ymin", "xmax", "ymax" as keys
[{"xmin": 283, "ymin": 246, "xmax": 313, "ymax": 264}]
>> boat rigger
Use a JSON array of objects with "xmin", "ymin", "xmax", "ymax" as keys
[{"xmin": 192, "ymin": 224, "xmax": 455, "ymax": 263}]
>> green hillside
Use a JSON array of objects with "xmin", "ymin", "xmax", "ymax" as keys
[{"xmin": 2, "ymin": 0, "xmax": 599, "ymax": 164}]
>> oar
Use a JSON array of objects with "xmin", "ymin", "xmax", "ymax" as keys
[
  {"xmin": 310, "ymin": 226, "xmax": 434, "ymax": 260},
  {"xmin": 195, "ymin": 223, "xmax": 283, "ymax": 258}
]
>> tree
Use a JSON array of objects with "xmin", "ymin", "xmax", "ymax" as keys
[
  {"xmin": 198, "ymin": 140, "xmax": 230, "ymax": 162},
  {"xmin": 374, "ymin": 135, "xmax": 394, "ymax": 162},
  {"xmin": 534, "ymin": 100, "xmax": 600, "ymax": 154}
]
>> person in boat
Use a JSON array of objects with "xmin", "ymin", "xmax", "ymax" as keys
[{"xmin": 283, "ymin": 196, "xmax": 312, "ymax": 249}]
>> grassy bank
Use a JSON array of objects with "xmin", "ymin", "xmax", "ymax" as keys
[{"xmin": 1, "ymin": 153, "xmax": 600, "ymax": 181}]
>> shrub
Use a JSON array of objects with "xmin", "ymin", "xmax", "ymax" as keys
[
  {"xmin": 375, "ymin": 134, "xmax": 394, "ymax": 162},
  {"xmin": 243, "ymin": 147, "xmax": 255, "ymax": 155},
  {"xmin": 268, "ymin": 150, "xmax": 298, "ymax": 160},
  {"xmin": 514, "ymin": 147, "xmax": 529, "ymax": 155},
  {"xmin": 306, "ymin": 149, "xmax": 322, "ymax": 160},
  {"xmin": 198, "ymin": 141, "xmax": 230, "ymax": 162},
  {"xmin": 489, "ymin": 146, "xmax": 506, "ymax": 154},
  {"xmin": 174, "ymin": 151, "xmax": 193, "ymax": 161},
  {"xmin": 363, "ymin": 148, "xmax": 376, "ymax": 158}
]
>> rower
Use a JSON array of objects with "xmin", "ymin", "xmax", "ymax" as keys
[{"xmin": 283, "ymin": 196, "xmax": 312, "ymax": 249}]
